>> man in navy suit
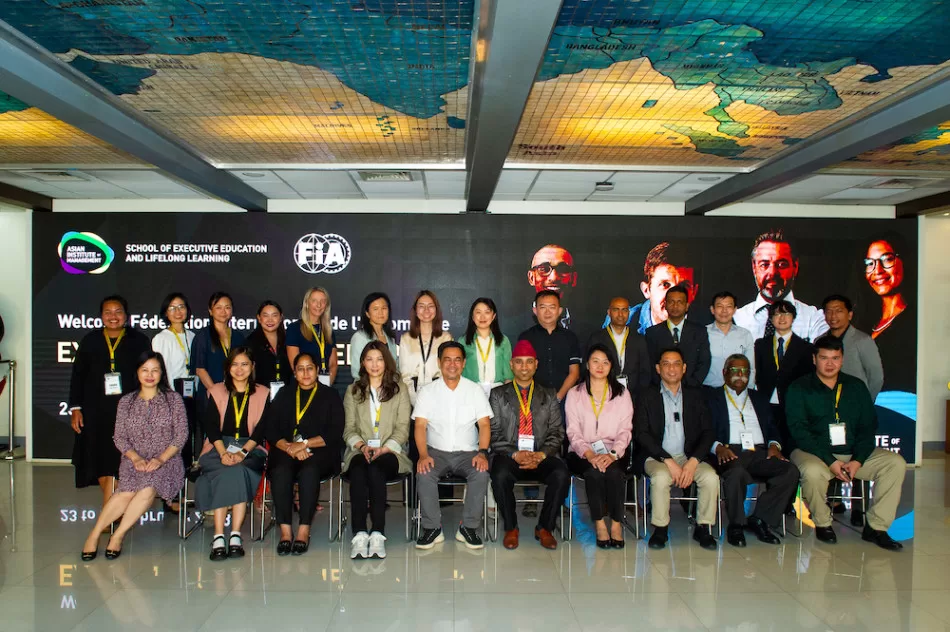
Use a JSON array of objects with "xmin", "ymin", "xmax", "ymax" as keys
[
  {"xmin": 706, "ymin": 354, "xmax": 800, "ymax": 547},
  {"xmin": 645, "ymin": 284, "xmax": 711, "ymax": 387}
]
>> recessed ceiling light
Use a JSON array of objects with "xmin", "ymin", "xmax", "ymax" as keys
[
  {"xmin": 594, "ymin": 181, "xmax": 614, "ymax": 192},
  {"xmin": 241, "ymin": 172, "xmax": 267, "ymax": 178},
  {"xmin": 696, "ymin": 176, "xmax": 721, "ymax": 182},
  {"xmin": 944, "ymin": 212, "xmax": 949, "ymax": 216}
]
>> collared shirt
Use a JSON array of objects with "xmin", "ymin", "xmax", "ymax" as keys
[
  {"xmin": 152, "ymin": 328, "xmax": 196, "ymax": 382},
  {"xmin": 660, "ymin": 382, "xmax": 686, "ymax": 456},
  {"xmin": 734, "ymin": 291, "xmax": 829, "ymax": 343},
  {"xmin": 518, "ymin": 324, "xmax": 581, "ymax": 390},
  {"xmin": 667, "ymin": 318, "xmax": 684, "ymax": 344},
  {"xmin": 703, "ymin": 322, "xmax": 755, "ymax": 387},
  {"xmin": 411, "ymin": 377, "xmax": 493, "ymax": 452},
  {"xmin": 602, "ymin": 299, "xmax": 653, "ymax": 335},
  {"xmin": 607, "ymin": 326, "xmax": 628, "ymax": 372},
  {"xmin": 711, "ymin": 386, "xmax": 766, "ymax": 453},
  {"xmin": 770, "ymin": 333, "xmax": 792, "ymax": 404}
]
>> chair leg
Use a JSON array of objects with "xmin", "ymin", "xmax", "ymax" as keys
[
  {"xmin": 404, "ymin": 478, "xmax": 411, "ymax": 543},
  {"xmin": 567, "ymin": 478, "xmax": 574, "ymax": 541}
]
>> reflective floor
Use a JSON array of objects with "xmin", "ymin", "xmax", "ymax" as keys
[{"xmin": 0, "ymin": 454, "xmax": 947, "ymax": 631}]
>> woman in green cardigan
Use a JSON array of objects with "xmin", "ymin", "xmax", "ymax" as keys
[{"xmin": 458, "ymin": 297, "xmax": 514, "ymax": 395}]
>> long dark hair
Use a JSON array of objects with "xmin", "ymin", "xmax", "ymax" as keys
[
  {"xmin": 207, "ymin": 291, "xmax": 233, "ymax": 351},
  {"xmin": 408, "ymin": 290, "xmax": 444, "ymax": 338},
  {"xmin": 359, "ymin": 292, "xmax": 396, "ymax": 340},
  {"xmin": 352, "ymin": 340, "xmax": 401, "ymax": 403},
  {"xmin": 247, "ymin": 299, "xmax": 286, "ymax": 348},
  {"xmin": 463, "ymin": 297, "xmax": 504, "ymax": 345},
  {"xmin": 222, "ymin": 345, "xmax": 257, "ymax": 394},
  {"xmin": 582, "ymin": 343, "xmax": 625, "ymax": 400},
  {"xmin": 127, "ymin": 350, "xmax": 173, "ymax": 414}
]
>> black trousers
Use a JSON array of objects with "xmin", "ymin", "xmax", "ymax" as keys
[
  {"xmin": 566, "ymin": 453, "xmax": 627, "ymax": 522},
  {"xmin": 715, "ymin": 445, "xmax": 800, "ymax": 528},
  {"xmin": 269, "ymin": 448, "xmax": 338, "ymax": 527},
  {"xmin": 490, "ymin": 454, "xmax": 570, "ymax": 532},
  {"xmin": 770, "ymin": 404, "xmax": 794, "ymax": 456},
  {"xmin": 346, "ymin": 452, "xmax": 400, "ymax": 534}
]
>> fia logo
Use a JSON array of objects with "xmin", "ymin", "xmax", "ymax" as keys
[{"xmin": 294, "ymin": 233, "xmax": 351, "ymax": 274}]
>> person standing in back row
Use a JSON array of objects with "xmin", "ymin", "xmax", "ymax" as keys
[
  {"xmin": 587, "ymin": 296, "xmax": 652, "ymax": 401},
  {"xmin": 645, "ymin": 285, "xmax": 711, "ymax": 387},
  {"xmin": 399, "ymin": 290, "xmax": 453, "ymax": 405}
]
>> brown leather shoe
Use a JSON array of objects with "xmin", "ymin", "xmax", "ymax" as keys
[
  {"xmin": 503, "ymin": 529, "xmax": 519, "ymax": 550},
  {"xmin": 534, "ymin": 527, "xmax": 557, "ymax": 550}
]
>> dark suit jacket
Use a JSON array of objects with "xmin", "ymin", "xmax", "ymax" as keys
[
  {"xmin": 704, "ymin": 386, "xmax": 781, "ymax": 448},
  {"xmin": 586, "ymin": 327, "xmax": 652, "ymax": 400},
  {"xmin": 753, "ymin": 334, "xmax": 814, "ymax": 408},
  {"xmin": 488, "ymin": 382, "xmax": 564, "ymax": 459},
  {"xmin": 645, "ymin": 320, "xmax": 711, "ymax": 387},
  {"xmin": 633, "ymin": 384, "xmax": 714, "ymax": 471}
]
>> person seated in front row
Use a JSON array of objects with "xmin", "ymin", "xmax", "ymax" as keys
[
  {"xmin": 488, "ymin": 340, "xmax": 570, "ymax": 550},
  {"xmin": 705, "ymin": 354, "xmax": 799, "ymax": 547},
  {"xmin": 343, "ymin": 342, "xmax": 412, "ymax": 560},
  {"xmin": 634, "ymin": 348, "xmax": 719, "ymax": 550},
  {"xmin": 195, "ymin": 346, "xmax": 269, "ymax": 561},
  {"xmin": 82, "ymin": 352, "xmax": 188, "ymax": 561},
  {"xmin": 265, "ymin": 352, "xmax": 343, "ymax": 556},
  {"xmin": 786, "ymin": 335, "xmax": 905, "ymax": 551},
  {"xmin": 413, "ymin": 341, "xmax": 493, "ymax": 550},
  {"xmin": 565, "ymin": 344, "xmax": 633, "ymax": 548}
]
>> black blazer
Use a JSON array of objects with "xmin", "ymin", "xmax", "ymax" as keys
[
  {"xmin": 633, "ymin": 384, "xmax": 714, "ymax": 471},
  {"xmin": 753, "ymin": 334, "xmax": 814, "ymax": 409},
  {"xmin": 644, "ymin": 320, "xmax": 711, "ymax": 387},
  {"xmin": 704, "ymin": 386, "xmax": 781, "ymax": 447},
  {"xmin": 586, "ymin": 327, "xmax": 652, "ymax": 400}
]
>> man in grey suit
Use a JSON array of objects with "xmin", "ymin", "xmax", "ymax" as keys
[
  {"xmin": 821, "ymin": 295, "xmax": 884, "ymax": 400},
  {"xmin": 488, "ymin": 340, "xmax": 570, "ymax": 550}
]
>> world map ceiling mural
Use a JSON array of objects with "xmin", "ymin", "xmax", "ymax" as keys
[{"xmin": 0, "ymin": 0, "xmax": 949, "ymax": 169}]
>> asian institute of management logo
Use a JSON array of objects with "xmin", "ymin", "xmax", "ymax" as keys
[
  {"xmin": 294, "ymin": 233, "xmax": 351, "ymax": 274},
  {"xmin": 58, "ymin": 231, "xmax": 115, "ymax": 275}
]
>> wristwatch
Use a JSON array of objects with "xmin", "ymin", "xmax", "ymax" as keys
[
  {"xmin": 239, "ymin": 448, "xmax": 248, "ymax": 458},
  {"xmin": 478, "ymin": 448, "xmax": 489, "ymax": 457}
]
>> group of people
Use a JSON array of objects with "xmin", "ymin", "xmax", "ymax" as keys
[{"xmin": 71, "ymin": 270, "xmax": 906, "ymax": 563}]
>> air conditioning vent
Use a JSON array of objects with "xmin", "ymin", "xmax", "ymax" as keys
[
  {"xmin": 16, "ymin": 170, "xmax": 94, "ymax": 183},
  {"xmin": 358, "ymin": 171, "xmax": 413, "ymax": 182}
]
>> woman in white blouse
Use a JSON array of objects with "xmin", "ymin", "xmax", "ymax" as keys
[{"xmin": 398, "ymin": 290, "xmax": 453, "ymax": 405}]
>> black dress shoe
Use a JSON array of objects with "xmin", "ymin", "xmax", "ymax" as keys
[
  {"xmin": 692, "ymin": 524, "xmax": 717, "ymax": 550},
  {"xmin": 850, "ymin": 510, "xmax": 865, "ymax": 527},
  {"xmin": 862, "ymin": 525, "xmax": 903, "ymax": 551},
  {"xmin": 746, "ymin": 516, "xmax": 781, "ymax": 544},
  {"xmin": 277, "ymin": 540, "xmax": 293, "ymax": 556},
  {"xmin": 726, "ymin": 525, "xmax": 747, "ymax": 547},
  {"xmin": 648, "ymin": 526, "xmax": 668, "ymax": 549},
  {"xmin": 210, "ymin": 535, "xmax": 228, "ymax": 561},
  {"xmin": 104, "ymin": 548, "xmax": 122, "ymax": 560},
  {"xmin": 81, "ymin": 548, "xmax": 97, "ymax": 562},
  {"xmin": 830, "ymin": 501, "xmax": 846, "ymax": 515},
  {"xmin": 815, "ymin": 525, "xmax": 837, "ymax": 543},
  {"xmin": 609, "ymin": 538, "xmax": 624, "ymax": 549},
  {"xmin": 291, "ymin": 538, "xmax": 310, "ymax": 555},
  {"xmin": 228, "ymin": 533, "xmax": 245, "ymax": 558}
]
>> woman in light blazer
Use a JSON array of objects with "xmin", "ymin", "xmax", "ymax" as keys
[{"xmin": 343, "ymin": 341, "xmax": 411, "ymax": 560}]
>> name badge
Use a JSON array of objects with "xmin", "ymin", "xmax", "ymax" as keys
[
  {"xmin": 104, "ymin": 372, "xmax": 122, "ymax": 396},
  {"xmin": 616, "ymin": 375, "xmax": 628, "ymax": 388},
  {"xmin": 367, "ymin": 438, "xmax": 382, "ymax": 449},
  {"xmin": 318, "ymin": 374, "xmax": 331, "ymax": 386},
  {"xmin": 480, "ymin": 382, "xmax": 492, "ymax": 396},
  {"xmin": 181, "ymin": 377, "xmax": 196, "ymax": 399},
  {"xmin": 518, "ymin": 435, "xmax": 534, "ymax": 452},
  {"xmin": 591, "ymin": 439, "xmax": 608, "ymax": 455},
  {"xmin": 269, "ymin": 381, "xmax": 285, "ymax": 401},
  {"xmin": 829, "ymin": 423, "xmax": 847, "ymax": 446},
  {"xmin": 740, "ymin": 432, "xmax": 756, "ymax": 451},
  {"xmin": 226, "ymin": 444, "xmax": 243, "ymax": 454}
]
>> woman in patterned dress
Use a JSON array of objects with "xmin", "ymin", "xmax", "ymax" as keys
[{"xmin": 80, "ymin": 351, "xmax": 188, "ymax": 561}]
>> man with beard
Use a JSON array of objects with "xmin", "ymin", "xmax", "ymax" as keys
[
  {"xmin": 527, "ymin": 244, "xmax": 577, "ymax": 329},
  {"xmin": 734, "ymin": 229, "xmax": 827, "ymax": 342}
]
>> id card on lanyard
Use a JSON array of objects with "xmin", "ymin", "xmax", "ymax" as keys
[
  {"xmin": 829, "ymin": 383, "xmax": 847, "ymax": 446},
  {"xmin": 724, "ymin": 387, "xmax": 755, "ymax": 451},
  {"xmin": 269, "ymin": 342, "xmax": 285, "ymax": 401},
  {"xmin": 368, "ymin": 389, "xmax": 382, "ymax": 448},
  {"xmin": 308, "ymin": 323, "xmax": 331, "ymax": 380},
  {"xmin": 294, "ymin": 385, "xmax": 317, "ymax": 441},
  {"xmin": 103, "ymin": 329, "xmax": 125, "ymax": 395},
  {"xmin": 232, "ymin": 389, "xmax": 250, "ymax": 440}
]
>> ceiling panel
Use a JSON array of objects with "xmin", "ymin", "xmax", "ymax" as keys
[
  {"xmin": 0, "ymin": 169, "xmax": 211, "ymax": 198},
  {"xmin": 839, "ymin": 121, "xmax": 950, "ymax": 172},
  {"xmin": 651, "ymin": 173, "xmax": 735, "ymax": 201},
  {"xmin": 493, "ymin": 170, "xmax": 539, "ymax": 200},
  {"xmin": 0, "ymin": 1, "xmax": 475, "ymax": 165},
  {"xmin": 508, "ymin": 1, "xmax": 950, "ymax": 168},
  {"xmin": 424, "ymin": 170, "xmax": 466, "ymax": 198},
  {"xmin": 527, "ymin": 170, "xmax": 615, "ymax": 200}
]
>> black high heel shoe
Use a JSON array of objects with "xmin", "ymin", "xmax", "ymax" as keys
[
  {"xmin": 277, "ymin": 540, "xmax": 293, "ymax": 556},
  {"xmin": 105, "ymin": 548, "xmax": 122, "ymax": 560},
  {"xmin": 609, "ymin": 538, "xmax": 625, "ymax": 549},
  {"xmin": 291, "ymin": 537, "xmax": 310, "ymax": 555},
  {"xmin": 81, "ymin": 548, "xmax": 98, "ymax": 562},
  {"xmin": 596, "ymin": 539, "xmax": 610, "ymax": 549}
]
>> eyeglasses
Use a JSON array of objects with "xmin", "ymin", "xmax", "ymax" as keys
[
  {"xmin": 531, "ymin": 262, "xmax": 573, "ymax": 277},
  {"xmin": 167, "ymin": 305, "xmax": 187, "ymax": 312},
  {"xmin": 864, "ymin": 252, "xmax": 899, "ymax": 272},
  {"xmin": 727, "ymin": 367, "xmax": 750, "ymax": 375}
]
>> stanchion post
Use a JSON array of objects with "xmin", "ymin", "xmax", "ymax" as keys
[{"xmin": 1, "ymin": 360, "xmax": 23, "ymax": 460}]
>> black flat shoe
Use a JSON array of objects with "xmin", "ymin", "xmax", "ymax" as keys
[
  {"xmin": 692, "ymin": 524, "xmax": 718, "ymax": 550},
  {"xmin": 210, "ymin": 534, "xmax": 228, "ymax": 561},
  {"xmin": 648, "ymin": 526, "xmax": 668, "ymax": 550},
  {"xmin": 228, "ymin": 533, "xmax": 245, "ymax": 558},
  {"xmin": 81, "ymin": 549, "xmax": 97, "ymax": 561},
  {"xmin": 291, "ymin": 538, "xmax": 310, "ymax": 555},
  {"xmin": 609, "ymin": 538, "xmax": 624, "ymax": 549},
  {"xmin": 277, "ymin": 540, "xmax": 293, "ymax": 556},
  {"xmin": 104, "ymin": 548, "xmax": 121, "ymax": 560},
  {"xmin": 862, "ymin": 524, "xmax": 903, "ymax": 551},
  {"xmin": 727, "ymin": 525, "xmax": 747, "ymax": 547},
  {"xmin": 815, "ymin": 525, "xmax": 837, "ymax": 544}
]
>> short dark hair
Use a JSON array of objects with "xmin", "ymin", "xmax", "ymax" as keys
[
  {"xmin": 534, "ymin": 289, "xmax": 560, "ymax": 305},
  {"xmin": 665, "ymin": 284, "xmax": 689, "ymax": 302},
  {"xmin": 359, "ymin": 292, "xmax": 396, "ymax": 340},
  {"xmin": 709, "ymin": 291, "xmax": 737, "ymax": 308},
  {"xmin": 751, "ymin": 228, "xmax": 795, "ymax": 259},
  {"xmin": 813, "ymin": 335, "xmax": 844, "ymax": 354},
  {"xmin": 822, "ymin": 294, "xmax": 853, "ymax": 312},
  {"xmin": 657, "ymin": 347, "xmax": 685, "ymax": 364},
  {"xmin": 100, "ymin": 294, "xmax": 129, "ymax": 315},
  {"xmin": 438, "ymin": 340, "xmax": 466, "ymax": 360},
  {"xmin": 767, "ymin": 300, "xmax": 797, "ymax": 319},
  {"xmin": 159, "ymin": 292, "xmax": 191, "ymax": 324}
]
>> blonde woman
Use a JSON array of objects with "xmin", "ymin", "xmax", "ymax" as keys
[{"xmin": 287, "ymin": 287, "xmax": 337, "ymax": 385}]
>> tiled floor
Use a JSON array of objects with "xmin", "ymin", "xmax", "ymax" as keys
[{"xmin": 0, "ymin": 454, "xmax": 947, "ymax": 631}]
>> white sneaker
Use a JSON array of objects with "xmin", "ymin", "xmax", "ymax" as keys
[
  {"xmin": 368, "ymin": 531, "xmax": 387, "ymax": 559},
  {"xmin": 350, "ymin": 531, "xmax": 370, "ymax": 559}
]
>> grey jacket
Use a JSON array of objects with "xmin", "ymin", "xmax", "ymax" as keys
[
  {"xmin": 841, "ymin": 326, "xmax": 884, "ymax": 401},
  {"xmin": 488, "ymin": 382, "xmax": 564, "ymax": 458}
]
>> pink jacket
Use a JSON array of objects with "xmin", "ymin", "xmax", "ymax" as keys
[
  {"xmin": 565, "ymin": 383, "xmax": 633, "ymax": 458},
  {"xmin": 200, "ymin": 383, "xmax": 269, "ymax": 455}
]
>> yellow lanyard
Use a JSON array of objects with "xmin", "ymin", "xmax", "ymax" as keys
[
  {"xmin": 295, "ymin": 385, "xmax": 317, "ymax": 426},
  {"xmin": 231, "ymin": 389, "xmax": 250, "ymax": 439},
  {"xmin": 104, "ymin": 329, "xmax": 125, "ymax": 372},
  {"xmin": 773, "ymin": 336, "xmax": 784, "ymax": 369},
  {"xmin": 308, "ymin": 323, "xmax": 327, "ymax": 369},
  {"xmin": 221, "ymin": 329, "xmax": 232, "ymax": 357},
  {"xmin": 370, "ymin": 388, "xmax": 382, "ymax": 435},
  {"xmin": 171, "ymin": 328, "xmax": 190, "ymax": 368},
  {"xmin": 611, "ymin": 326, "xmax": 629, "ymax": 357},
  {"xmin": 476, "ymin": 336, "xmax": 492, "ymax": 381},
  {"xmin": 834, "ymin": 383, "xmax": 842, "ymax": 422},
  {"xmin": 589, "ymin": 382, "xmax": 609, "ymax": 421},
  {"xmin": 513, "ymin": 381, "xmax": 534, "ymax": 420},
  {"xmin": 724, "ymin": 386, "xmax": 749, "ymax": 426}
]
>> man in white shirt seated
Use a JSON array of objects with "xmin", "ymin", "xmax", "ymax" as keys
[{"xmin": 413, "ymin": 341, "xmax": 493, "ymax": 550}]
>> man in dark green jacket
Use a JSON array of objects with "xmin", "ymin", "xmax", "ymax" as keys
[{"xmin": 787, "ymin": 336, "xmax": 904, "ymax": 550}]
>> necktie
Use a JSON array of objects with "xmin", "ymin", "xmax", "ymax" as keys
[
  {"xmin": 672, "ymin": 326, "xmax": 680, "ymax": 345},
  {"xmin": 777, "ymin": 337, "xmax": 785, "ymax": 363},
  {"xmin": 759, "ymin": 305, "xmax": 775, "ymax": 339},
  {"xmin": 518, "ymin": 386, "xmax": 533, "ymax": 436}
]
